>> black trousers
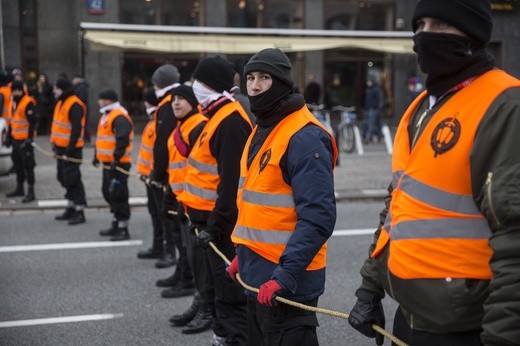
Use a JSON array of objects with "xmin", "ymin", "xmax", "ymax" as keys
[
  {"xmin": 101, "ymin": 163, "xmax": 130, "ymax": 221},
  {"xmin": 202, "ymin": 230, "xmax": 248, "ymax": 346},
  {"xmin": 145, "ymin": 184, "xmax": 163, "ymax": 251},
  {"xmin": 247, "ymin": 297, "xmax": 319, "ymax": 346},
  {"xmin": 183, "ymin": 222, "xmax": 211, "ymax": 303},
  {"xmin": 11, "ymin": 139, "xmax": 35, "ymax": 186},
  {"xmin": 392, "ymin": 307, "xmax": 483, "ymax": 346},
  {"xmin": 150, "ymin": 186, "xmax": 179, "ymax": 255},
  {"xmin": 55, "ymin": 146, "xmax": 86, "ymax": 206}
]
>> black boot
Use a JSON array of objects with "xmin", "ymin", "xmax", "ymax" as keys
[
  {"xmin": 110, "ymin": 227, "xmax": 130, "ymax": 241},
  {"xmin": 55, "ymin": 207, "xmax": 75, "ymax": 221},
  {"xmin": 21, "ymin": 185, "xmax": 35, "ymax": 203},
  {"xmin": 137, "ymin": 247, "xmax": 162, "ymax": 259},
  {"xmin": 68, "ymin": 210, "xmax": 86, "ymax": 225},
  {"xmin": 169, "ymin": 293, "xmax": 201, "ymax": 326},
  {"xmin": 156, "ymin": 272, "xmax": 179, "ymax": 288},
  {"xmin": 99, "ymin": 220, "xmax": 118, "ymax": 236},
  {"xmin": 6, "ymin": 184, "xmax": 24, "ymax": 197},
  {"xmin": 161, "ymin": 281, "xmax": 195, "ymax": 298},
  {"xmin": 181, "ymin": 303, "xmax": 213, "ymax": 334}
]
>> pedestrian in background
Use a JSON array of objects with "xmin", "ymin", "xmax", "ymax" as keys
[
  {"xmin": 72, "ymin": 75, "xmax": 91, "ymax": 144},
  {"xmin": 177, "ymin": 55, "xmax": 252, "ymax": 346},
  {"xmin": 93, "ymin": 88, "xmax": 134, "ymax": 241},
  {"xmin": 229, "ymin": 48, "xmax": 337, "ymax": 345},
  {"xmin": 6, "ymin": 80, "xmax": 37, "ymax": 203},
  {"xmin": 362, "ymin": 77, "xmax": 383, "ymax": 144},
  {"xmin": 34, "ymin": 73, "xmax": 54, "ymax": 135},
  {"xmin": 348, "ymin": 1, "xmax": 520, "ymax": 345},
  {"xmin": 136, "ymin": 87, "xmax": 164, "ymax": 259},
  {"xmin": 51, "ymin": 78, "xmax": 87, "ymax": 225},
  {"xmin": 149, "ymin": 64, "xmax": 182, "ymax": 270}
]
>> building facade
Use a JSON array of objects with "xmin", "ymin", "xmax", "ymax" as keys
[{"xmin": 2, "ymin": 0, "xmax": 519, "ymax": 131}]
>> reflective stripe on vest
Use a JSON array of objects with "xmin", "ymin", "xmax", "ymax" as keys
[
  {"xmin": 11, "ymin": 95, "xmax": 36, "ymax": 140},
  {"xmin": 95, "ymin": 108, "xmax": 134, "ymax": 163},
  {"xmin": 137, "ymin": 120, "xmax": 156, "ymax": 176},
  {"xmin": 177, "ymin": 101, "xmax": 252, "ymax": 211},
  {"xmin": 371, "ymin": 69, "xmax": 520, "ymax": 280},
  {"xmin": 167, "ymin": 112, "xmax": 207, "ymax": 196},
  {"xmin": 231, "ymin": 106, "xmax": 337, "ymax": 271},
  {"xmin": 50, "ymin": 95, "xmax": 86, "ymax": 148}
]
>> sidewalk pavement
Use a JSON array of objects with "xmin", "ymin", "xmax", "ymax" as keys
[{"xmin": 0, "ymin": 134, "xmax": 392, "ymax": 213}]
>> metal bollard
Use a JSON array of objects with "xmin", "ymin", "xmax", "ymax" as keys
[
  {"xmin": 382, "ymin": 124, "xmax": 393, "ymax": 155},
  {"xmin": 353, "ymin": 125, "xmax": 364, "ymax": 156}
]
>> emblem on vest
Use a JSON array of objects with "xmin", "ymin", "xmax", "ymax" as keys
[
  {"xmin": 147, "ymin": 128, "xmax": 154, "ymax": 138},
  {"xmin": 430, "ymin": 117, "xmax": 461, "ymax": 158},
  {"xmin": 198, "ymin": 132, "xmax": 207, "ymax": 147},
  {"xmin": 259, "ymin": 148, "xmax": 271, "ymax": 173}
]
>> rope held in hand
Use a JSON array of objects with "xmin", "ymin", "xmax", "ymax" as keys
[
  {"xmin": 182, "ymin": 222, "xmax": 409, "ymax": 346},
  {"xmin": 35, "ymin": 140, "xmax": 407, "ymax": 345}
]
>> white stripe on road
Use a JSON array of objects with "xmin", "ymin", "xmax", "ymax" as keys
[
  {"xmin": 37, "ymin": 197, "xmax": 147, "ymax": 208},
  {"xmin": 332, "ymin": 228, "xmax": 374, "ymax": 236},
  {"xmin": 0, "ymin": 313, "xmax": 124, "ymax": 328},
  {"xmin": 0, "ymin": 240, "xmax": 143, "ymax": 253}
]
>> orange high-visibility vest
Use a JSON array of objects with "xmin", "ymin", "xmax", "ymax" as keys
[
  {"xmin": 177, "ymin": 101, "xmax": 252, "ymax": 211},
  {"xmin": 95, "ymin": 108, "xmax": 134, "ymax": 163},
  {"xmin": 50, "ymin": 95, "xmax": 86, "ymax": 148},
  {"xmin": 167, "ymin": 112, "xmax": 207, "ymax": 196},
  {"xmin": 0, "ymin": 85, "xmax": 12, "ymax": 125},
  {"xmin": 371, "ymin": 69, "xmax": 520, "ymax": 280},
  {"xmin": 137, "ymin": 120, "xmax": 156, "ymax": 176},
  {"xmin": 11, "ymin": 95, "xmax": 36, "ymax": 140},
  {"xmin": 231, "ymin": 107, "xmax": 337, "ymax": 270}
]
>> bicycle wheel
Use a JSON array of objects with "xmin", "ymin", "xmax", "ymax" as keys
[{"xmin": 339, "ymin": 124, "xmax": 356, "ymax": 153}]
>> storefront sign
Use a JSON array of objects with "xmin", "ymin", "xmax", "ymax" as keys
[
  {"xmin": 491, "ymin": 0, "xmax": 518, "ymax": 11},
  {"xmin": 87, "ymin": 0, "xmax": 104, "ymax": 15}
]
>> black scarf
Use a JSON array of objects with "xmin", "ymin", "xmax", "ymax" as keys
[
  {"xmin": 413, "ymin": 32, "xmax": 495, "ymax": 97},
  {"xmin": 250, "ymin": 78, "xmax": 296, "ymax": 127}
]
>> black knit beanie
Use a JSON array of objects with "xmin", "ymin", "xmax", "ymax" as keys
[
  {"xmin": 55, "ymin": 78, "xmax": 72, "ymax": 92},
  {"xmin": 98, "ymin": 88, "xmax": 118, "ymax": 101},
  {"xmin": 171, "ymin": 85, "xmax": 198, "ymax": 108},
  {"xmin": 412, "ymin": 0, "xmax": 492, "ymax": 47},
  {"xmin": 193, "ymin": 56, "xmax": 235, "ymax": 93},
  {"xmin": 244, "ymin": 48, "xmax": 294, "ymax": 88},
  {"xmin": 144, "ymin": 87, "xmax": 159, "ymax": 106}
]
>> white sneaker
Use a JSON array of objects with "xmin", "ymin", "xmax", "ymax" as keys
[{"xmin": 212, "ymin": 333, "xmax": 226, "ymax": 346}]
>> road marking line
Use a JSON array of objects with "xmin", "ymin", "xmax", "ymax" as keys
[
  {"xmin": 0, "ymin": 313, "xmax": 124, "ymax": 328},
  {"xmin": 0, "ymin": 240, "xmax": 143, "ymax": 253},
  {"xmin": 332, "ymin": 229, "xmax": 374, "ymax": 236},
  {"xmin": 360, "ymin": 189, "xmax": 387, "ymax": 196},
  {"xmin": 37, "ymin": 197, "xmax": 147, "ymax": 208}
]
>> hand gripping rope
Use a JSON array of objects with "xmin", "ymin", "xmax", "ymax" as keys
[
  {"xmin": 33, "ymin": 141, "xmax": 408, "ymax": 345},
  {"xmin": 166, "ymin": 209, "xmax": 409, "ymax": 346}
]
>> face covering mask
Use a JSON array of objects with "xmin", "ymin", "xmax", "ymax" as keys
[
  {"xmin": 413, "ymin": 31, "xmax": 493, "ymax": 97},
  {"xmin": 192, "ymin": 80, "xmax": 223, "ymax": 109}
]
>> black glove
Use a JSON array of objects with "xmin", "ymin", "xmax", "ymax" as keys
[
  {"xmin": 110, "ymin": 161, "xmax": 126, "ymax": 181},
  {"xmin": 64, "ymin": 146, "xmax": 74, "ymax": 158},
  {"xmin": 348, "ymin": 289, "xmax": 385, "ymax": 345},
  {"xmin": 197, "ymin": 228, "xmax": 219, "ymax": 249},
  {"xmin": 22, "ymin": 138, "xmax": 33, "ymax": 148},
  {"xmin": 92, "ymin": 156, "xmax": 100, "ymax": 168},
  {"xmin": 162, "ymin": 189, "xmax": 179, "ymax": 219}
]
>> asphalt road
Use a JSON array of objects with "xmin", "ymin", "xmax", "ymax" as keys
[{"xmin": 0, "ymin": 200, "xmax": 398, "ymax": 346}]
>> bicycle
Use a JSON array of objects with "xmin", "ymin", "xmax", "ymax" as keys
[
  {"xmin": 331, "ymin": 105, "xmax": 357, "ymax": 153},
  {"xmin": 307, "ymin": 103, "xmax": 334, "ymax": 136}
]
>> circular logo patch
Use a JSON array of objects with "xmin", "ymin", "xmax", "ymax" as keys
[{"xmin": 430, "ymin": 117, "xmax": 461, "ymax": 157}]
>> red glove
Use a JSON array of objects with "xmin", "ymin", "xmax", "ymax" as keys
[
  {"xmin": 257, "ymin": 280, "xmax": 282, "ymax": 307},
  {"xmin": 227, "ymin": 256, "xmax": 239, "ymax": 283}
]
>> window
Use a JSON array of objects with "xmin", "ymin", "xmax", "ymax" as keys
[{"xmin": 120, "ymin": 0, "xmax": 203, "ymax": 26}]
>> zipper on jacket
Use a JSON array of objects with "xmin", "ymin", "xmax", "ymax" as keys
[
  {"xmin": 411, "ymin": 109, "xmax": 429, "ymax": 147},
  {"xmin": 485, "ymin": 172, "xmax": 501, "ymax": 226}
]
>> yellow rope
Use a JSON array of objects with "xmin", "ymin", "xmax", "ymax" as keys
[
  {"xmin": 191, "ymin": 226, "xmax": 409, "ymax": 346},
  {"xmin": 34, "ymin": 141, "xmax": 408, "ymax": 345},
  {"xmin": 32, "ymin": 141, "xmax": 135, "ymax": 176}
]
